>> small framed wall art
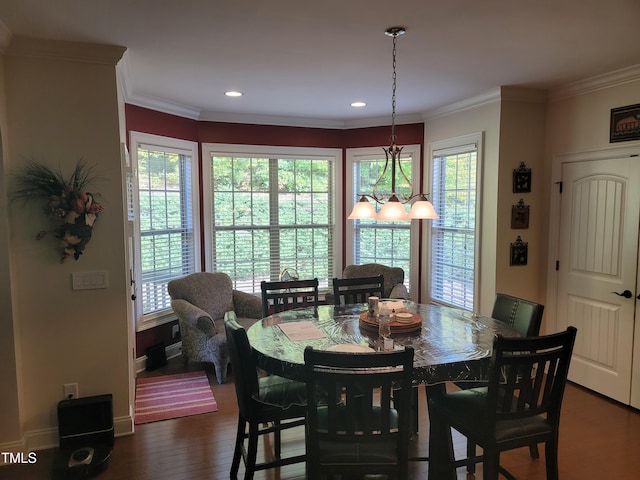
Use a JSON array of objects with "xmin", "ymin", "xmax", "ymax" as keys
[
  {"xmin": 610, "ymin": 103, "xmax": 640, "ymax": 143},
  {"xmin": 511, "ymin": 199, "xmax": 530, "ymax": 229},
  {"xmin": 510, "ymin": 235, "xmax": 528, "ymax": 266},
  {"xmin": 513, "ymin": 161, "xmax": 532, "ymax": 193}
]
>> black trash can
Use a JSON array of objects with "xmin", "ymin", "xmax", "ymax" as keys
[{"xmin": 51, "ymin": 394, "xmax": 114, "ymax": 480}]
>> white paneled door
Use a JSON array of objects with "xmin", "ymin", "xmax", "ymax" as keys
[{"xmin": 557, "ymin": 155, "xmax": 640, "ymax": 405}]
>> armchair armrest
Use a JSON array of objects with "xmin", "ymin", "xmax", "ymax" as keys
[
  {"xmin": 171, "ymin": 299, "xmax": 216, "ymax": 336},
  {"xmin": 233, "ymin": 289, "xmax": 263, "ymax": 319},
  {"xmin": 389, "ymin": 283, "xmax": 409, "ymax": 300}
]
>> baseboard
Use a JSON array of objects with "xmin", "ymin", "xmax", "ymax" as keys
[
  {"xmin": 0, "ymin": 345, "xmax": 179, "ymax": 456},
  {"xmin": 135, "ymin": 341, "xmax": 182, "ymax": 373},
  {"xmin": 10, "ymin": 341, "xmax": 181, "ymax": 451},
  {"xmin": 0, "ymin": 414, "xmax": 135, "ymax": 456}
]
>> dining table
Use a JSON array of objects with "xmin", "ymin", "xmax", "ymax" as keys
[{"xmin": 246, "ymin": 300, "xmax": 519, "ymax": 479}]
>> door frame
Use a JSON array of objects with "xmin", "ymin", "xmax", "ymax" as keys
[{"xmin": 546, "ymin": 143, "xmax": 640, "ymax": 335}]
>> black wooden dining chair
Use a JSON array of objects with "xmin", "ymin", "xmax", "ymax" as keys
[
  {"xmin": 460, "ymin": 292, "xmax": 545, "ymax": 472},
  {"xmin": 429, "ymin": 326, "xmax": 577, "ymax": 480},
  {"xmin": 225, "ymin": 317, "xmax": 307, "ymax": 480},
  {"xmin": 260, "ymin": 278, "xmax": 319, "ymax": 317},
  {"xmin": 303, "ymin": 345, "xmax": 414, "ymax": 480},
  {"xmin": 331, "ymin": 274, "xmax": 384, "ymax": 306},
  {"xmin": 492, "ymin": 292, "xmax": 545, "ymax": 338}
]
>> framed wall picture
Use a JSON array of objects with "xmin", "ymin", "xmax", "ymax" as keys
[
  {"xmin": 610, "ymin": 103, "xmax": 640, "ymax": 143},
  {"xmin": 513, "ymin": 161, "xmax": 532, "ymax": 193},
  {"xmin": 511, "ymin": 199, "xmax": 530, "ymax": 229},
  {"xmin": 510, "ymin": 235, "xmax": 528, "ymax": 266}
]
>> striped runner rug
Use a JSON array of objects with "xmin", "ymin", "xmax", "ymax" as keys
[{"xmin": 134, "ymin": 371, "xmax": 218, "ymax": 424}]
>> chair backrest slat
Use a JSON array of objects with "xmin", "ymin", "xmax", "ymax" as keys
[
  {"xmin": 488, "ymin": 327, "xmax": 577, "ymax": 425},
  {"xmin": 304, "ymin": 346, "xmax": 414, "ymax": 477},
  {"xmin": 331, "ymin": 275, "xmax": 384, "ymax": 306},
  {"xmin": 261, "ymin": 278, "xmax": 319, "ymax": 317}
]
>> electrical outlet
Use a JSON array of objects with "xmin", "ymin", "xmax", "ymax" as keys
[
  {"xmin": 63, "ymin": 383, "xmax": 78, "ymax": 400},
  {"xmin": 172, "ymin": 324, "xmax": 180, "ymax": 338}
]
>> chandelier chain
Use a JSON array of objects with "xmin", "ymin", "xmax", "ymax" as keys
[{"xmin": 390, "ymin": 32, "xmax": 398, "ymax": 145}]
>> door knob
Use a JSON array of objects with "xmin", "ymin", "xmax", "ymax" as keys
[{"xmin": 612, "ymin": 289, "xmax": 633, "ymax": 298}]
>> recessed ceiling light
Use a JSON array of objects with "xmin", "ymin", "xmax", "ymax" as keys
[
  {"xmin": 225, "ymin": 91, "xmax": 243, "ymax": 97},
  {"xmin": 351, "ymin": 101, "xmax": 367, "ymax": 107}
]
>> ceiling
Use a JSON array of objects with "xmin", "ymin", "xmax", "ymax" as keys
[{"xmin": 1, "ymin": 0, "xmax": 639, "ymax": 127}]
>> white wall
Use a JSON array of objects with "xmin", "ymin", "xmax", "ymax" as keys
[
  {"xmin": 1, "ymin": 37, "xmax": 131, "ymax": 451},
  {"xmin": 496, "ymin": 88, "xmax": 548, "ymax": 307}
]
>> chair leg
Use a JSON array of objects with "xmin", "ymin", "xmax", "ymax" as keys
[
  {"xmin": 230, "ymin": 416, "xmax": 246, "ymax": 478},
  {"xmin": 274, "ymin": 420, "xmax": 282, "ymax": 458},
  {"xmin": 545, "ymin": 439, "xmax": 559, "ymax": 480},
  {"xmin": 426, "ymin": 384, "xmax": 456, "ymax": 480},
  {"xmin": 466, "ymin": 440, "xmax": 477, "ymax": 474},
  {"xmin": 244, "ymin": 422, "xmax": 259, "ymax": 480},
  {"xmin": 529, "ymin": 442, "xmax": 540, "ymax": 459},
  {"xmin": 411, "ymin": 386, "xmax": 419, "ymax": 434},
  {"xmin": 482, "ymin": 451, "xmax": 500, "ymax": 480}
]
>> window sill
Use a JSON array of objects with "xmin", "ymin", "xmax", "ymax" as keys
[{"xmin": 137, "ymin": 310, "xmax": 177, "ymax": 332}]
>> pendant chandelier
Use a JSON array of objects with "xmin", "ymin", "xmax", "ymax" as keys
[{"xmin": 348, "ymin": 27, "xmax": 439, "ymax": 222}]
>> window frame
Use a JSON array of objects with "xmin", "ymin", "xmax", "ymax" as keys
[
  {"xmin": 345, "ymin": 145, "xmax": 421, "ymax": 299},
  {"xmin": 423, "ymin": 132, "xmax": 482, "ymax": 310},
  {"xmin": 201, "ymin": 143, "xmax": 343, "ymax": 294},
  {"xmin": 129, "ymin": 131, "xmax": 201, "ymax": 331}
]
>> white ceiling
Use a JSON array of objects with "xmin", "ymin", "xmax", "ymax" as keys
[{"xmin": 1, "ymin": 0, "xmax": 639, "ymax": 127}]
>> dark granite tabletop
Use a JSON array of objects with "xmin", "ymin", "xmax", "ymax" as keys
[{"xmin": 247, "ymin": 301, "xmax": 519, "ymax": 385}]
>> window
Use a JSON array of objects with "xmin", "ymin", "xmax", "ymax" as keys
[
  {"xmin": 130, "ymin": 132, "xmax": 200, "ymax": 329},
  {"xmin": 429, "ymin": 134, "xmax": 481, "ymax": 310},
  {"xmin": 345, "ymin": 146, "xmax": 421, "ymax": 295},
  {"xmin": 203, "ymin": 144, "xmax": 341, "ymax": 293}
]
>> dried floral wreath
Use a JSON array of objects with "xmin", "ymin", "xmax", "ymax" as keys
[{"xmin": 13, "ymin": 160, "xmax": 104, "ymax": 263}]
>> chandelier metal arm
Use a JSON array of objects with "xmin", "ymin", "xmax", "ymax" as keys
[{"xmin": 356, "ymin": 191, "xmax": 431, "ymax": 206}]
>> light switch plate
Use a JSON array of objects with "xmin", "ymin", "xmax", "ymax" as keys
[{"xmin": 72, "ymin": 271, "xmax": 109, "ymax": 290}]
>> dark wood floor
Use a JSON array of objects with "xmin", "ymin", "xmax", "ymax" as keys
[{"xmin": 5, "ymin": 356, "xmax": 640, "ymax": 479}]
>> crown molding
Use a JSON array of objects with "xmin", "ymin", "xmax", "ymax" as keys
[
  {"xmin": 126, "ymin": 92, "xmax": 202, "ymax": 120},
  {"xmin": 343, "ymin": 113, "xmax": 424, "ymax": 129},
  {"xmin": 121, "ymin": 84, "xmax": 425, "ymax": 128},
  {"xmin": 6, "ymin": 36, "xmax": 126, "ymax": 65},
  {"xmin": 549, "ymin": 64, "xmax": 640, "ymax": 102},
  {"xmin": 198, "ymin": 110, "xmax": 422, "ymax": 129},
  {"xmin": 422, "ymin": 88, "xmax": 502, "ymax": 121},
  {"xmin": 116, "ymin": 52, "xmax": 202, "ymax": 120},
  {"xmin": 121, "ymin": 63, "xmax": 640, "ymax": 127},
  {"xmin": 198, "ymin": 110, "xmax": 347, "ymax": 129}
]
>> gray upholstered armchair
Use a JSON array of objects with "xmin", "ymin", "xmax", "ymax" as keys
[
  {"xmin": 167, "ymin": 272, "xmax": 262, "ymax": 384},
  {"xmin": 326, "ymin": 263, "xmax": 409, "ymax": 304}
]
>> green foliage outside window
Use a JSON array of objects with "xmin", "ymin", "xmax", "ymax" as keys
[{"xmin": 211, "ymin": 155, "xmax": 334, "ymax": 292}]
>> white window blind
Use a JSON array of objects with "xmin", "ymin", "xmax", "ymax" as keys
[
  {"xmin": 208, "ymin": 151, "xmax": 336, "ymax": 293},
  {"xmin": 135, "ymin": 139, "xmax": 198, "ymax": 317},
  {"xmin": 430, "ymin": 142, "xmax": 478, "ymax": 310}
]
